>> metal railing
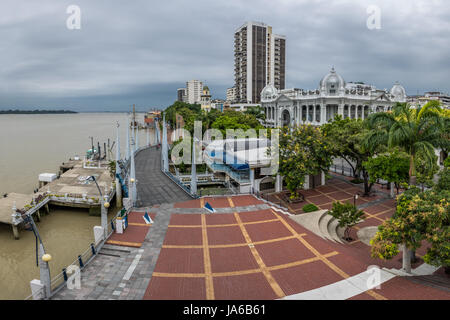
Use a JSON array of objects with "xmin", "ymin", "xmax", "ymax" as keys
[
  {"xmin": 255, "ymin": 191, "xmax": 290, "ymax": 212},
  {"xmin": 163, "ymin": 170, "xmax": 198, "ymax": 198},
  {"xmin": 24, "ymin": 209, "xmax": 123, "ymax": 300},
  {"xmin": 329, "ymin": 164, "xmax": 359, "ymax": 178}
]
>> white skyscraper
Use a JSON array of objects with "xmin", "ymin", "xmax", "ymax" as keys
[{"xmin": 186, "ymin": 80, "xmax": 203, "ymax": 104}]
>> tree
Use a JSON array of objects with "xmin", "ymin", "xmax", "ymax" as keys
[
  {"xmin": 322, "ymin": 116, "xmax": 383, "ymax": 196},
  {"xmin": 278, "ymin": 125, "xmax": 333, "ymax": 199},
  {"xmin": 211, "ymin": 110, "xmax": 264, "ymax": 136},
  {"xmin": 244, "ymin": 105, "xmax": 265, "ymax": 121},
  {"xmin": 435, "ymin": 166, "xmax": 450, "ymax": 193},
  {"xmin": 371, "ymin": 188, "xmax": 449, "ymax": 273},
  {"xmin": 415, "ymin": 153, "xmax": 439, "ymax": 192},
  {"xmin": 365, "ymin": 101, "xmax": 444, "ymax": 185},
  {"xmin": 327, "ymin": 201, "xmax": 365, "ymax": 241},
  {"xmin": 363, "ymin": 149, "xmax": 410, "ymax": 197}
]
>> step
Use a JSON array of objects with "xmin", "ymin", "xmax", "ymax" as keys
[
  {"xmin": 327, "ymin": 218, "xmax": 344, "ymax": 243},
  {"xmin": 318, "ymin": 213, "xmax": 334, "ymax": 241},
  {"xmin": 288, "ymin": 210, "xmax": 328, "ymax": 240}
]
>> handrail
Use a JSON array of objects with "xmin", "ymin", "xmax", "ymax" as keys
[
  {"xmin": 163, "ymin": 170, "xmax": 198, "ymax": 199},
  {"xmin": 25, "ymin": 209, "xmax": 120, "ymax": 300}
]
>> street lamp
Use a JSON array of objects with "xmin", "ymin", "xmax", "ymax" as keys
[
  {"xmin": 88, "ymin": 136, "xmax": 94, "ymax": 158},
  {"xmin": 353, "ymin": 194, "xmax": 359, "ymax": 207},
  {"xmin": 87, "ymin": 176, "xmax": 109, "ymax": 240},
  {"xmin": 21, "ymin": 212, "xmax": 52, "ymax": 299}
]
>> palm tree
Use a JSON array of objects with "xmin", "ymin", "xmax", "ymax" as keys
[{"xmin": 365, "ymin": 101, "xmax": 444, "ymax": 185}]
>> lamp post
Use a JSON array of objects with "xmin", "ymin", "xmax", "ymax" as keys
[
  {"xmin": 20, "ymin": 210, "xmax": 52, "ymax": 299},
  {"xmin": 129, "ymin": 133, "xmax": 137, "ymax": 206},
  {"xmin": 88, "ymin": 176, "xmax": 110, "ymax": 240},
  {"xmin": 353, "ymin": 194, "xmax": 359, "ymax": 207},
  {"xmin": 88, "ymin": 136, "xmax": 94, "ymax": 159}
]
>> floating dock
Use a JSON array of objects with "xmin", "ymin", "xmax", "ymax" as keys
[{"xmin": 0, "ymin": 158, "xmax": 115, "ymax": 239}]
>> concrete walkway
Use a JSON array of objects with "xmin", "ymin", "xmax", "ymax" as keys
[{"xmin": 134, "ymin": 147, "xmax": 192, "ymax": 207}]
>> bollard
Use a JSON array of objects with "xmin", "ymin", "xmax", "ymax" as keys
[
  {"xmin": 62, "ymin": 268, "xmax": 68, "ymax": 282},
  {"xmin": 78, "ymin": 255, "xmax": 84, "ymax": 268},
  {"xmin": 90, "ymin": 243, "xmax": 96, "ymax": 255}
]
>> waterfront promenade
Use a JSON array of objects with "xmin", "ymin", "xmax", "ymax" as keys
[
  {"xmin": 135, "ymin": 146, "xmax": 191, "ymax": 207},
  {"xmin": 52, "ymin": 146, "xmax": 192, "ymax": 299},
  {"xmin": 51, "ymin": 147, "xmax": 449, "ymax": 300}
]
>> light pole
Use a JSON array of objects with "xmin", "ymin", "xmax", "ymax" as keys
[
  {"xmin": 88, "ymin": 176, "xmax": 110, "ymax": 240},
  {"xmin": 20, "ymin": 211, "xmax": 52, "ymax": 299},
  {"xmin": 353, "ymin": 194, "xmax": 359, "ymax": 207},
  {"xmin": 88, "ymin": 136, "xmax": 94, "ymax": 159}
]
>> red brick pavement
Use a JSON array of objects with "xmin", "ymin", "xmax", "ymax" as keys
[{"xmin": 106, "ymin": 212, "xmax": 155, "ymax": 248}]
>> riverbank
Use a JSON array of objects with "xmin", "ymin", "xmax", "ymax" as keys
[{"xmin": 0, "ymin": 113, "xmax": 155, "ymax": 299}]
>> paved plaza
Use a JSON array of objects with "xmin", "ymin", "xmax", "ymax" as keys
[{"xmin": 51, "ymin": 148, "xmax": 449, "ymax": 300}]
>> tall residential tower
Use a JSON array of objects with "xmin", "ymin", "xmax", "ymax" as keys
[
  {"xmin": 186, "ymin": 80, "xmax": 203, "ymax": 104},
  {"xmin": 234, "ymin": 22, "xmax": 286, "ymax": 104}
]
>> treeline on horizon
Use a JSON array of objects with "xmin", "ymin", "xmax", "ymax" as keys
[{"xmin": 0, "ymin": 109, "xmax": 78, "ymax": 114}]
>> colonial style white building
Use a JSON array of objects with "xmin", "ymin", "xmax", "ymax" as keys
[{"xmin": 261, "ymin": 68, "xmax": 407, "ymax": 127}]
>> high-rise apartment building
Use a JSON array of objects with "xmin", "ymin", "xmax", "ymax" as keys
[
  {"xmin": 226, "ymin": 87, "xmax": 236, "ymax": 103},
  {"xmin": 177, "ymin": 88, "xmax": 187, "ymax": 102},
  {"xmin": 186, "ymin": 80, "xmax": 203, "ymax": 104},
  {"xmin": 234, "ymin": 22, "xmax": 286, "ymax": 104}
]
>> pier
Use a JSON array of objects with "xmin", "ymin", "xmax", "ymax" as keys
[{"xmin": 0, "ymin": 158, "xmax": 115, "ymax": 239}]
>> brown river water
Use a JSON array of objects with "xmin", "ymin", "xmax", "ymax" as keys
[{"xmin": 0, "ymin": 113, "xmax": 154, "ymax": 299}]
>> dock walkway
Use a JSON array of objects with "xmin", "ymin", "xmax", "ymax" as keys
[
  {"xmin": 134, "ymin": 146, "xmax": 191, "ymax": 207},
  {"xmin": 0, "ymin": 193, "xmax": 33, "ymax": 225}
]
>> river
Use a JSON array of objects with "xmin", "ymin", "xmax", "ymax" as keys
[{"xmin": 0, "ymin": 112, "xmax": 155, "ymax": 299}]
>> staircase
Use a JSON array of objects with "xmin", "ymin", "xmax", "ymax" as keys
[{"xmin": 289, "ymin": 210, "xmax": 345, "ymax": 244}]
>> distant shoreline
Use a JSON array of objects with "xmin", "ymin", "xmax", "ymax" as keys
[
  {"xmin": 0, "ymin": 110, "xmax": 151, "ymax": 114},
  {"xmin": 0, "ymin": 109, "xmax": 78, "ymax": 114}
]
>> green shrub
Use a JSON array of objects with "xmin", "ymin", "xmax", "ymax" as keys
[
  {"xmin": 434, "ymin": 167, "xmax": 450, "ymax": 192},
  {"xmin": 350, "ymin": 178, "xmax": 364, "ymax": 184},
  {"xmin": 444, "ymin": 157, "xmax": 450, "ymax": 168},
  {"xmin": 302, "ymin": 204, "xmax": 319, "ymax": 213}
]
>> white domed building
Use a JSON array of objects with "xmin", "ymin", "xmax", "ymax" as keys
[{"xmin": 262, "ymin": 68, "xmax": 407, "ymax": 128}]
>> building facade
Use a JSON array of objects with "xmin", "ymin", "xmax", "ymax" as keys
[
  {"xmin": 408, "ymin": 91, "xmax": 450, "ymax": 109},
  {"xmin": 261, "ymin": 68, "xmax": 407, "ymax": 128},
  {"xmin": 226, "ymin": 87, "xmax": 236, "ymax": 103},
  {"xmin": 234, "ymin": 22, "xmax": 286, "ymax": 104},
  {"xmin": 186, "ymin": 80, "xmax": 203, "ymax": 104},
  {"xmin": 177, "ymin": 88, "xmax": 187, "ymax": 102},
  {"xmin": 200, "ymin": 86, "xmax": 212, "ymax": 111}
]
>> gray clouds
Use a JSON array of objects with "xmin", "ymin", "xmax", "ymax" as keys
[{"xmin": 0, "ymin": 0, "xmax": 449, "ymax": 111}]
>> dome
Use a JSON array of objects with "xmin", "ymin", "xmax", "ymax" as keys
[
  {"xmin": 261, "ymin": 83, "xmax": 278, "ymax": 101},
  {"xmin": 319, "ymin": 68, "xmax": 345, "ymax": 94},
  {"xmin": 390, "ymin": 82, "xmax": 406, "ymax": 102}
]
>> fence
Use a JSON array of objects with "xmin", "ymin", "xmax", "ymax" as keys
[
  {"xmin": 163, "ymin": 170, "xmax": 198, "ymax": 198},
  {"xmin": 24, "ymin": 208, "xmax": 124, "ymax": 300},
  {"xmin": 329, "ymin": 164, "xmax": 360, "ymax": 178},
  {"xmin": 255, "ymin": 191, "xmax": 290, "ymax": 212}
]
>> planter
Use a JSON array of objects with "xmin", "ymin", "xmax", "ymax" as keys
[{"xmin": 283, "ymin": 192, "xmax": 305, "ymax": 203}]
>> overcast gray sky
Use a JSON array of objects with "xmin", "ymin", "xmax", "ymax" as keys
[{"xmin": 0, "ymin": 0, "xmax": 449, "ymax": 112}]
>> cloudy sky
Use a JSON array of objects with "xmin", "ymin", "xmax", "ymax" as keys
[{"xmin": 0, "ymin": 0, "xmax": 449, "ymax": 112}]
